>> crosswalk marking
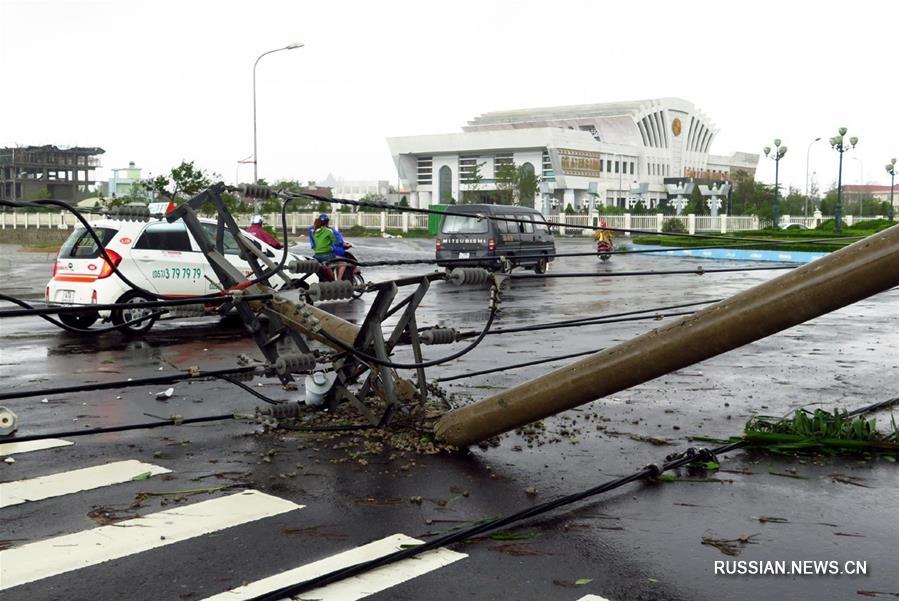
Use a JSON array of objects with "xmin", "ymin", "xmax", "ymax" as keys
[
  {"xmin": 0, "ymin": 438, "xmax": 73, "ymax": 457},
  {"xmin": 0, "ymin": 459, "xmax": 170, "ymax": 508},
  {"xmin": 0, "ymin": 489, "xmax": 302, "ymax": 591},
  {"xmin": 201, "ymin": 533, "xmax": 467, "ymax": 601}
]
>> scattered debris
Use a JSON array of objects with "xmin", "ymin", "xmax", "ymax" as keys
[
  {"xmin": 701, "ymin": 534, "xmax": 759, "ymax": 556},
  {"xmin": 156, "ymin": 387, "xmax": 174, "ymax": 400}
]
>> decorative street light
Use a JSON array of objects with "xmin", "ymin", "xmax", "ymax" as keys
[
  {"xmin": 886, "ymin": 158, "xmax": 897, "ymax": 222},
  {"xmin": 805, "ymin": 137, "xmax": 821, "ymax": 217},
  {"xmin": 252, "ymin": 42, "xmax": 304, "ymax": 183},
  {"xmin": 764, "ymin": 139, "xmax": 788, "ymax": 228},
  {"xmin": 829, "ymin": 127, "xmax": 858, "ymax": 233}
]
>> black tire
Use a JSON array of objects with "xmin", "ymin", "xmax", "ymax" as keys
[
  {"xmin": 58, "ymin": 311, "xmax": 99, "ymax": 330},
  {"xmin": 351, "ymin": 272, "xmax": 365, "ymax": 299},
  {"xmin": 533, "ymin": 256, "xmax": 548, "ymax": 274},
  {"xmin": 111, "ymin": 291, "xmax": 157, "ymax": 335}
]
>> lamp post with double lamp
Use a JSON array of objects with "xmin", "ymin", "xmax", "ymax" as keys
[
  {"xmin": 252, "ymin": 42, "xmax": 304, "ymax": 183},
  {"xmin": 764, "ymin": 139, "xmax": 787, "ymax": 228},
  {"xmin": 805, "ymin": 137, "xmax": 821, "ymax": 217},
  {"xmin": 886, "ymin": 158, "xmax": 897, "ymax": 222},
  {"xmin": 829, "ymin": 127, "xmax": 858, "ymax": 233}
]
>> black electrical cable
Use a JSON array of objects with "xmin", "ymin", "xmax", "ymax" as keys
[
  {"xmin": 0, "ymin": 366, "xmax": 260, "ymax": 402},
  {"xmin": 343, "ymin": 240, "xmax": 848, "ymax": 269},
  {"xmin": 0, "ymin": 292, "xmax": 165, "ymax": 334},
  {"xmin": 469, "ymin": 310, "xmax": 695, "ymax": 338},
  {"xmin": 436, "ymin": 346, "xmax": 608, "ymax": 382},
  {"xmin": 453, "ymin": 299, "xmax": 719, "ymax": 339},
  {"xmin": 216, "ymin": 375, "xmax": 283, "ymax": 405},
  {"xmin": 0, "ymin": 293, "xmax": 274, "ymax": 319},
  {"xmin": 3, "ymin": 413, "xmax": 240, "ymax": 443},
  {"xmin": 315, "ymin": 303, "xmax": 498, "ymax": 370},
  {"xmin": 509, "ymin": 265, "xmax": 795, "ymax": 279},
  {"xmin": 244, "ymin": 395, "xmax": 899, "ymax": 601}
]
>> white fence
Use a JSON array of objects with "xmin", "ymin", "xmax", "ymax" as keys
[{"xmin": 0, "ymin": 209, "xmax": 887, "ymax": 236}]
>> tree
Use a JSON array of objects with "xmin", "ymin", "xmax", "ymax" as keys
[
  {"xmin": 517, "ymin": 163, "xmax": 539, "ymax": 207},
  {"xmin": 494, "ymin": 163, "xmax": 518, "ymax": 205},
  {"xmin": 143, "ymin": 161, "xmax": 213, "ymax": 205},
  {"xmin": 461, "ymin": 161, "xmax": 486, "ymax": 203}
]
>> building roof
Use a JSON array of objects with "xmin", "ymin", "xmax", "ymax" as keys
[
  {"xmin": 0, "ymin": 144, "xmax": 105, "ymax": 156},
  {"xmin": 842, "ymin": 184, "xmax": 894, "ymax": 193}
]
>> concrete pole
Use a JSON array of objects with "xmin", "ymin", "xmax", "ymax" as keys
[{"xmin": 435, "ymin": 224, "xmax": 899, "ymax": 447}]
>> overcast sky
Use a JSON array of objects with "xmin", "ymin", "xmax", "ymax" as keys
[{"xmin": 1, "ymin": 0, "xmax": 896, "ymax": 195}]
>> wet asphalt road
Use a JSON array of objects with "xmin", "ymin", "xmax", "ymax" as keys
[{"xmin": 1, "ymin": 237, "xmax": 898, "ymax": 601}]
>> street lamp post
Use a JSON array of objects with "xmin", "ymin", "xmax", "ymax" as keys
[
  {"xmin": 886, "ymin": 158, "xmax": 897, "ymax": 222},
  {"xmin": 805, "ymin": 137, "xmax": 821, "ymax": 217},
  {"xmin": 764, "ymin": 139, "xmax": 788, "ymax": 228},
  {"xmin": 829, "ymin": 127, "xmax": 858, "ymax": 234},
  {"xmin": 252, "ymin": 42, "xmax": 303, "ymax": 183}
]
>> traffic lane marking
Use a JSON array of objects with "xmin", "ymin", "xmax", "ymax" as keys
[
  {"xmin": 0, "ymin": 459, "xmax": 170, "ymax": 508},
  {"xmin": 0, "ymin": 439, "xmax": 73, "ymax": 457},
  {"xmin": 577, "ymin": 595, "xmax": 614, "ymax": 600},
  {"xmin": 200, "ymin": 533, "xmax": 467, "ymax": 601},
  {"xmin": 0, "ymin": 489, "xmax": 302, "ymax": 590}
]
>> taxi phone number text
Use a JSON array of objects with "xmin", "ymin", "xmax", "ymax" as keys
[{"xmin": 152, "ymin": 267, "xmax": 203, "ymax": 280}]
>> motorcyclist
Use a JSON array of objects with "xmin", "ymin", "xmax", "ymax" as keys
[
  {"xmin": 246, "ymin": 215, "xmax": 283, "ymax": 249},
  {"xmin": 594, "ymin": 219, "xmax": 614, "ymax": 249},
  {"xmin": 311, "ymin": 214, "xmax": 347, "ymax": 280}
]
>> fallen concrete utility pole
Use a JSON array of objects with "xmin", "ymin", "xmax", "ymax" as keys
[{"xmin": 435, "ymin": 224, "xmax": 899, "ymax": 447}]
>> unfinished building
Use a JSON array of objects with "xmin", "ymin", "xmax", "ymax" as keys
[{"xmin": 0, "ymin": 145, "xmax": 105, "ymax": 203}]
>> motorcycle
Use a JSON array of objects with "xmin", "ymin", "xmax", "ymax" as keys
[
  {"xmin": 319, "ymin": 242, "xmax": 365, "ymax": 299},
  {"xmin": 596, "ymin": 239, "xmax": 614, "ymax": 262}
]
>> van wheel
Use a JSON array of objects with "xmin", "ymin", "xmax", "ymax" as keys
[
  {"xmin": 112, "ymin": 291, "xmax": 158, "ymax": 335},
  {"xmin": 534, "ymin": 257, "xmax": 548, "ymax": 274},
  {"xmin": 58, "ymin": 312, "xmax": 99, "ymax": 330}
]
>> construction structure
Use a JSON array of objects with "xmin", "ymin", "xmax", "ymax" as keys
[{"xmin": 0, "ymin": 145, "xmax": 105, "ymax": 203}]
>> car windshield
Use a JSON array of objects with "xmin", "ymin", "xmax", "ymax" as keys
[
  {"xmin": 200, "ymin": 222, "xmax": 243, "ymax": 255},
  {"xmin": 441, "ymin": 214, "xmax": 488, "ymax": 234},
  {"xmin": 59, "ymin": 227, "xmax": 118, "ymax": 259}
]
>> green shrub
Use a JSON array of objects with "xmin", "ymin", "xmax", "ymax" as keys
[{"xmin": 661, "ymin": 218, "xmax": 687, "ymax": 233}]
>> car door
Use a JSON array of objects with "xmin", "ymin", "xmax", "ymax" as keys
[
  {"xmin": 516, "ymin": 213, "xmax": 537, "ymax": 263},
  {"xmin": 131, "ymin": 221, "xmax": 209, "ymax": 296},
  {"xmin": 494, "ymin": 213, "xmax": 519, "ymax": 258},
  {"xmin": 531, "ymin": 213, "xmax": 555, "ymax": 257}
]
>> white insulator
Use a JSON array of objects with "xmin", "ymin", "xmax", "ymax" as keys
[
  {"xmin": 308, "ymin": 280, "xmax": 354, "ymax": 302},
  {"xmin": 0, "ymin": 406, "xmax": 18, "ymax": 436}
]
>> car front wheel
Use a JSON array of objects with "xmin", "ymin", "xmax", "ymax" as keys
[{"xmin": 112, "ymin": 291, "xmax": 158, "ymax": 335}]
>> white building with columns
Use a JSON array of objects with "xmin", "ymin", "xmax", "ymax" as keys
[{"xmin": 386, "ymin": 97, "xmax": 758, "ymax": 213}]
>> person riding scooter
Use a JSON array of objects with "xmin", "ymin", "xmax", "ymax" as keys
[
  {"xmin": 310, "ymin": 214, "xmax": 347, "ymax": 281},
  {"xmin": 246, "ymin": 215, "xmax": 283, "ymax": 249},
  {"xmin": 594, "ymin": 219, "xmax": 614, "ymax": 261}
]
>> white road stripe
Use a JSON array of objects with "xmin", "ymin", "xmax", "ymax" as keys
[
  {"xmin": 0, "ymin": 459, "xmax": 170, "ymax": 508},
  {"xmin": 0, "ymin": 489, "xmax": 302, "ymax": 590},
  {"xmin": 0, "ymin": 439, "xmax": 73, "ymax": 457},
  {"xmin": 201, "ymin": 533, "xmax": 467, "ymax": 601},
  {"xmin": 577, "ymin": 595, "xmax": 613, "ymax": 601}
]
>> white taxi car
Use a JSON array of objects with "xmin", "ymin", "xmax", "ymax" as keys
[{"xmin": 46, "ymin": 217, "xmax": 315, "ymax": 334}]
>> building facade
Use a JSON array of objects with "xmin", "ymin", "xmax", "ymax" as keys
[
  {"xmin": 0, "ymin": 145, "xmax": 105, "ymax": 203},
  {"xmin": 387, "ymin": 98, "xmax": 758, "ymax": 213},
  {"xmin": 106, "ymin": 161, "xmax": 145, "ymax": 200}
]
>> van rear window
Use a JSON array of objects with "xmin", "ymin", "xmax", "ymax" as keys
[
  {"xmin": 441, "ymin": 214, "xmax": 488, "ymax": 234},
  {"xmin": 59, "ymin": 227, "xmax": 118, "ymax": 259}
]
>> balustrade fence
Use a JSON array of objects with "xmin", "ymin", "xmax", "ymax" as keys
[{"xmin": 0, "ymin": 209, "xmax": 885, "ymax": 236}]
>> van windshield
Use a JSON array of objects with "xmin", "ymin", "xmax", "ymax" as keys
[{"xmin": 441, "ymin": 214, "xmax": 488, "ymax": 234}]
